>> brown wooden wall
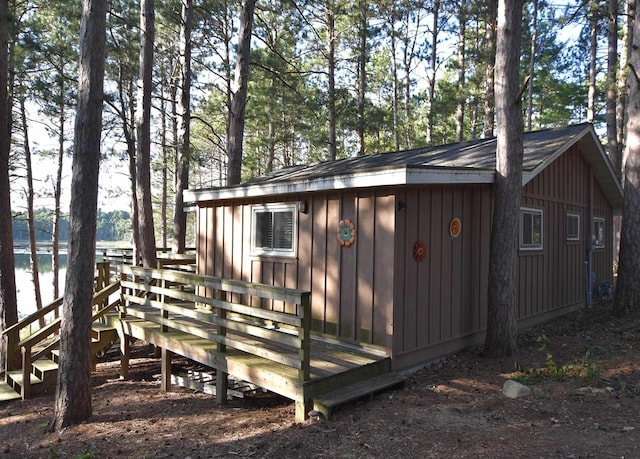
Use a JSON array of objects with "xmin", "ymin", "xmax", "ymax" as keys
[
  {"xmin": 392, "ymin": 184, "xmax": 493, "ymax": 369},
  {"xmin": 519, "ymin": 144, "xmax": 613, "ymax": 325},
  {"xmin": 196, "ymin": 189, "xmax": 396, "ymax": 351},
  {"xmin": 195, "ymin": 145, "xmax": 616, "ymax": 371}
]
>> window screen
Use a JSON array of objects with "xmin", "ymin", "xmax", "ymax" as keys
[{"xmin": 252, "ymin": 205, "xmax": 296, "ymax": 256}]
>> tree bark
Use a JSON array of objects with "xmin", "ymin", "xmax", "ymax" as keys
[
  {"xmin": 327, "ymin": 0, "xmax": 337, "ymax": 160},
  {"xmin": 607, "ymin": 0, "xmax": 620, "ymax": 179},
  {"xmin": 615, "ymin": 1, "xmax": 640, "ymax": 313},
  {"xmin": 426, "ymin": 0, "xmax": 440, "ymax": 145},
  {"xmin": 587, "ymin": 2, "xmax": 598, "ymax": 123},
  {"xmin": 172, "ymin": 0, "xmax": 192, "ymax": 254},
  {"xmin": 484, "ymin": 0, "xmax": 524, "ymax": 358},
  {"xmin": 50, "ymin": 0, "xmax": 107, "ymax": 431},
  {"xmin": 455, "ymin": 0, "xmax": 467, "ymax": 143},
  {"xmin": 227, "ymin": 0, "xmax": 256, "ymax": 185},
  {"xmin": 53, "ymin": 57, "xmax": 65, "ymax": 301},
  {"xmin": 526, "ymin": 0, "xmax": 538, "ymax": 131},
  {"xmin": 19, "ymin": 95, "xmax": 43, "ymax": 322},
  {"xmin": 0, "ymin": 0, "xmax": 18, "ymax": 374},
  {"xmin": 483, "ymin": 0, "xmax": 497, "ymax": 138},
  {"xmin": 136, "ymin": 0, "xmax": 157, "ymax": 268},
  {"xmin": 356, "ymin": 0, "xmax": 367, "ymax": 156}
]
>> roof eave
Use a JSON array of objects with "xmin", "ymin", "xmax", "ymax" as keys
[{"xmin": 184, "ymin": 167, "xmax": 495, "ymax": 204}]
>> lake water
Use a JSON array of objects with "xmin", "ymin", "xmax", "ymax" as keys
[{"xmin": 14, "ymin": 251, "xmax": 67, "ymax": 319}]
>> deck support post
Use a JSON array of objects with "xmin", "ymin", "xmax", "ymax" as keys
[
  {"xmin": 294, "ymin": 398, "xmax": 311, "ymax": 422},
  {"xmin": 119, "ymin": 332, "xmax": 130, "ymax": 379},
  {"xmin": 216, "ymin": 370, "xmax": 228, "ymax": 405},
  {"xmin": 21, "ymin": 347, "xmax": 31, "ymax": 399},
  {"xmin": 161, "ymin": 348, "xmax": 173, "ymax": 391}
]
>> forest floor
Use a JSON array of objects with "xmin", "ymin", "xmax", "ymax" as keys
[{"xmin": 2, "ymin": 299, "xmax": 640, "ymax": 458}]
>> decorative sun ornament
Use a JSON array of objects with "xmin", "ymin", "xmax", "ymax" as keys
[
  {"xmin": 449, "ymin": 217, "xmax": 461, "ymax": 238},
  {"xmin": 337, "ymin": 219, "xmax": 357, "ymax": 247},
  {"xmin": 413, "ymin": 241, "xmax": 427, "ymax": 262}
]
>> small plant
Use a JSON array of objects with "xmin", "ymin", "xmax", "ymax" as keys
[
  {"xmin": 72, "ymin": 449, "xmax": 99, "ymax": 459},
  {"xmin": 513, "ymin": 333, "xmax": 601, "ymax": 384}
]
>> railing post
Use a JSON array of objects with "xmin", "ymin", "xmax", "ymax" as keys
[
  {"xmin": 119, "ymin": 271, "xmax": 127, "ymax": 319},
  {"xmin": 216, "ymin": 290, "xmax": 228, "ymax": 405},
  {"xmin": 21, "ymin": 346, "xmax": 31, "ymax": 400},
  {"xmin": 295, "ymin": 292, "xmax": 312, "ymax": 421},
  {"xmin": 161, "ymin": 274, "xmax": 168, "ymax": 333},
  {"xmin": 298, "ymin": 292, "xmax": 311, "ymax": 382},
  {"xmin": 5, "ymin": 329, "xmax": 18, "ymax": 372}
]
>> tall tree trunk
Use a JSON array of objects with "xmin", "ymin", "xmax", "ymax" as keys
[
  {"xmin": 160, "ymin": 67, "xmax": 168, "ymax": 250},
  {"xmin": 136, "ymin": 0, "xmax": 157, "ymax": 268},
  {"xmin": 227, "ymin": 0, "xmax": 256, "ymax": 185},
  {"xmin": 172, "ymin": 0, "xmax": 192, "ymax": 254},
  {"xmin": 587, "ymin": 2, "xmax": 598, "ymax": 123},
  {"xmin": 389, "ymin": 4, "xmax": 400, "ymax": 152},
  {"xmin": 0, "ymin": 0, "xmax": 18, "ymax": 374},
  {"xmin": 607, "ymin": 0, "xmax": 620, "ymax": 178},
  {"xmin": 484, "ymin": 0, "xmax": 524, "ymax": 358},
  {"xmin": 455, "ymin": 0, "xmax": 467, "ymax": 143},
  {"xmin": 615, "ymin": 0, "xmax": 640, "ymax": 313},
  {"xmin": 426, "ymin": 0, "xmax": 440, "ymax": 145},
  {"xmin": 483, "ymin": 0, "xmax": 497, "ymax": 138},
  {"xmin": 50, "ymin": 0, "xmax": 107, "ymax": 431},
  {"xmin": 19, "ymin": 96, "xmax": 43, "ymax": 322},
  {"xmin": 526, "ymin": 0, "xmax": 538, "ymax": 131},
  {"xmin": 356, "ymin": 0, "xmax": 367, "ymax": 156},
  {"xmin": 327, "ymin": 0, "xmax": 337, "ymax": 160},
  {"xmin": 617, "ymin": 0, "xmax": 634, "ymax": 155},
  {"xmin": 52, "ymin": 56, "xmax": 65, "ymax": 301}
]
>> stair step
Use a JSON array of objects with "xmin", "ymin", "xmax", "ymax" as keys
[
  {"xmin": 32, "ymin": 358, "xmax": 58, "ymax": 374},
  {"xmin": 51, "ymin": 350, "xmax": 59, "ymax": 363},
  {"xmin": 313, "ymin": 372, "xmax": 406, "ymax": 419},
  {"xmin": 0, "ymin": 381, "xmax": 20, "ymax": 402},
  {"xmin": 6, "ymin": 370, "xmax": 42, "ymax": 388}
]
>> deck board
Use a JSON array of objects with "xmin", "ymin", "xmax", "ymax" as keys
[{"xmin": 110, "ymin": 304, "xmax": 389, "ymax": 404}]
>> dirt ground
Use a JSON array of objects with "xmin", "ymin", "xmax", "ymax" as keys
[{"xmin": 2, "ymin": 300, "xmax": 640, "ymax": 458}]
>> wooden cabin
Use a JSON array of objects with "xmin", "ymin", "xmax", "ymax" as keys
[{"xmin": 185, "ymin": 124, "xmax": 623, "ymax": 371}]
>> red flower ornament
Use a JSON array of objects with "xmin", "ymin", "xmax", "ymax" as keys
[{"xmin": 413, "ymin": 241, "xmax": 427, "ymax": 262}]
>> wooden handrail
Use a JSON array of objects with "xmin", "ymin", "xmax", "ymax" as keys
[
  {"xmin": 4, "ymin": 278, "xmax": 121, "ymax": 392},
  {"xmin": 120, "ymin": 266, "xmax": 312, "ymax": 381}
]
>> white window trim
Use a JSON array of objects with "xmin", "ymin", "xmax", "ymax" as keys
[
  {"xmin": 520, "ymin": 207, "xmax": 543, "ymax": 251},
  {"xmin": 593, "ymin": 217, "xmax": 605, "ymax": 249},
  {"xmin": 251, "ymin": 203, "xmax": 297, "ymax": 257},
  {"xmin": 566, "ymin": 212, "xmax": 580, "ymax": 241}
]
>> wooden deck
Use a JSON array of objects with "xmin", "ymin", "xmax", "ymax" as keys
[
  {"xmin": 113, "ymin": 265, "xmax": 400, "ymax": 420},
  {"xmin": 109, "ymin": 306, "xmax": 393, "ymax": 421},
  {"xmin": 2, "ymin": 262, "xmax": 404, "ymax": 421}
]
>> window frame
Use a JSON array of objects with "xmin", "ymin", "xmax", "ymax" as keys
[
  {"xmin": 592, "ymin": 217, "xmax": 605, "ymax": 249},
  {"xmin": 250, "ymin": 203, "xmax": 297, "ymax": 257},
  {"xmin": 520, "ymin": 207, "xmax": 544, "ymax": 251},
  {"xmin": 566, "ymin": 212, "xmax": 580, "ymax": 242}
]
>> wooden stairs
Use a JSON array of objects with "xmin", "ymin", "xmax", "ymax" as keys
[
  {"xmin": 1, "ymin": 321, "xmax": 119, "ymax": 402},
  {"xmin": 1, "ymin": 278, "xmax": 122, "ymax": 403}
]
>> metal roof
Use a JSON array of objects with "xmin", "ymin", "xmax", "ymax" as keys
[{"xmin": 185, "ymin": 123, "xmax": 623, "ymax": 209}]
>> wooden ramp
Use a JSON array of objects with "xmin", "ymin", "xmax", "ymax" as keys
[{"xmin": 114, "ymin": 266, "xmax": 403, "ymax": 421}]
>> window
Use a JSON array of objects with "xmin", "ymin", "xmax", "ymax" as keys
[
  {"xmin": 593, "ymin": 218, "xmax": 605, "ymax": 248},
  {"xmin": 566, "ymin": 213, "xmax": 580, "ymax": 241},
  {"xmin": 251, "ymin": 204, "xmax": 296, "ymax": 256},
  {"xmin": 520, "ymin": 207, "xmax": 543, "ymax": 250}
]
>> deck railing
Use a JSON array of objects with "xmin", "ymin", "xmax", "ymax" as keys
[{"xmin": 119, "ymin": 265, "xmax": 312, "ymax": 382}]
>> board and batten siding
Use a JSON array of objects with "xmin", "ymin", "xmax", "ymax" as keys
[
  {"xmin": 195, "ymin": 190, "xmax": 396, "ymax": 352},
  {"xmin": 519, "ymin": 144, "xmax": 613, "ymax": 328},
  {"xmin": 392, "ymin": 184, "xmax": 493, "ymax": 369}
]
